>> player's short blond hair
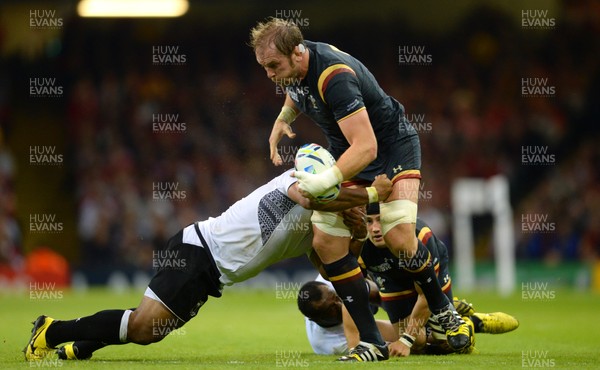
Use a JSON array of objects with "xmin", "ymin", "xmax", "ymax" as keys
[{"xmin": 249, "ymin": 17, "xmax": 304, "ymax": 56}]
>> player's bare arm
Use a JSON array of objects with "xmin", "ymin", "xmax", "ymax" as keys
[
  {"xmin": 389, "ymin": 290, "xmax": 429, "ymax": 357},
  {"xmin": 254, "ymin": 35, "xmax": 308, "ymax": 166},
  {"xmin": 293, "ymin": 110, "xmax": 378, "ymax": 198},
  {"xmin": 287, "ymin": 174, "xmax": 391, "ymax": 212},
  {"xmin": 335, "ymin": 109, "xmax": 378, "ymax": 180},
  {"xmin": 269, "ymin": 95, "xmax": 298, "ymax": 166},
  {"xmin": 339, "ymin": 206, "xmax": 371, "ymax": 255},
  {"xmin": 366, "ymin": 279, "xmax": 382, "ymax": 306}
]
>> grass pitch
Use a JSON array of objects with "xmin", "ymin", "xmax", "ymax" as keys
[{"xmin": 1, "ymin": 286, "xmax": 599, "ymax": 369}]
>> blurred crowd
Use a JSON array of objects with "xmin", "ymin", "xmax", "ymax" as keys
[{"xmin": 1, "ymin": 2, "xmax": 599, "ymax": 276}]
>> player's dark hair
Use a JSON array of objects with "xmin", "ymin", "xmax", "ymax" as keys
[
  {"xmin": 366, "ymin": 202, "xmax": 380, "ymax": 215},
  {"xmin": 297, "ymin": 281, "xmax": 326, "ymax": 318},
  {"xmin": 249, "ymin": 17, "xmax": 304, "ymax": 56}
]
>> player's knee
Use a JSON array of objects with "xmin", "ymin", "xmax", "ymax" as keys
[
  {"xmin": 380, "ymin": 199, "xmax": 418, "ymax": 256},
  {"xmin": 384, "ymin": 228, "xmax": 417, "ymax": 258},
  {"xmin": 380, "ymin": 199, "xmax": 418, "ymax": 257},
  {"xmin": 127, "ymin": 312, "xmax": 164, "ymax": 345},
  {"xmin": 380, "ymin": 200, "xmax": 417, "ymax": 235},
  {"xmin": 310, "ymin": 211, "xmax": 351, "ymax": 247},
  {"xmin": 311, "ymin": 230, "xmax": 333, "ymax": 252}
]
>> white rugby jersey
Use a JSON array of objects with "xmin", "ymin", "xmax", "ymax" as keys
[
  {"xmin": 182, "ymin": 169, "xmax": 314, "ymax": 285},
  {"xmin": 305, "ymin": 274, "xmax": 348, "ymax": 355}
]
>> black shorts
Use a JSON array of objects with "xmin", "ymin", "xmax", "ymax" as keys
[
  {"xmin": 148, "ymin": 227, "xmax": 222, "ymax": 322},
  {"xmin": 379, "ymin": 261, "xmax": 452, "ymax": 324},
  {"xmin": 354, "ymin": 115, "xmax": 422, "ymax": 184},
  {"xmin": 379, "ymin": 276, "xmax": 418, "ymax": 324}
]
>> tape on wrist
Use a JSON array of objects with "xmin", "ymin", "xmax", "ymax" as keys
[
  {"xmin": 331, "ymin": 165, "xmax": 344, "ymax": 183},
  {"xmin": 366, "ymin": 186, "xmax": 379, "ymax": 203},
  {"xmin": 277, "ymin": 106, "xmax": 297, "ymax": 125},
  {"xmin": 353, "ymin": 234, "xmax": 368, "ymax": 242},
  {"xmin": 399, "ymin": 333, "xmax": 415, "ymax": 348}
]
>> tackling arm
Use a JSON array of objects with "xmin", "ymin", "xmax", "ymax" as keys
[
  {"xmin": 388, "ymin": 286, "xmax": 429, "ymax": 357},
  {"xmin": 287, "ymin": 174, "xmax": 392, "ymax": 212}
]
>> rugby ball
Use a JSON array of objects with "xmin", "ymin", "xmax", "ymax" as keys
[{"xmin": 294, "ymin": 143, "xmax": 341, "ymax": 203}]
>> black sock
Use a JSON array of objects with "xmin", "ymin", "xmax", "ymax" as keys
[
  {"xmin": 46, "ymin": 310, "xmax": 127, "ymax": 347},
  {"xmin": 470, "ymin": 315, "xmax": 483, "ymax": 333},
  {"xmin": 70, "ymin": 341, "xmax": 109, "ymax": 359},
  {"xmin": 323, "ymin": 254, "xmax": 384, "ymax": 346},
  {"xmin": 402, "ymin": 240, "xmax": 449, "ymax": 314}
]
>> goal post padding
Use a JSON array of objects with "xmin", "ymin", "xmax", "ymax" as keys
[{"xmin": 451, "ymin": 176, "xmax": 515, "ymax": 296}]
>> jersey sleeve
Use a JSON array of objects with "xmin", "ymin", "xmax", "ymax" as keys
[
  {"xmin": 317, "ymin": 64, "xmax": 366, "ymax": 122},
  {"xmin": 275, "ymin": 168, "xmax": 298, "ymax": 195},
  {"xmin": 417, "ymin": 225, "xmax": 433, "ymax": 247}
]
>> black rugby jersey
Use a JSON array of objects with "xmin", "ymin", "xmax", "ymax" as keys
[
  {"xmin": 286, "ymin": 41, "xmax": 416, "ymax": 180},
  {"xmin": 358, "ymin": 218, "xmax": 450, "ymax": 300}
]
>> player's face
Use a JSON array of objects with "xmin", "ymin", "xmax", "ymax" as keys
[
  {"xmin": 255, "ymin": 45, "xmax": 300, "ymax": 86},
  {"xmin": 366, "ymin": 214, "xmax": 386, "ymax": 248},
  {"xmin": 311, "ymin": 286, "xmax": 343, "ymax": 327}
]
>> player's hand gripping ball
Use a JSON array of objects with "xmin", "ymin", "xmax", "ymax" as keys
[{"xmin": 294, "ymin": 143, "xmax": 341, "ymax": 203}]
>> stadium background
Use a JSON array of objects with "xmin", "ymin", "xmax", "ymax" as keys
[{"xmin": 0, "ymin": 0, "xmax": 599, "ymax": 295}]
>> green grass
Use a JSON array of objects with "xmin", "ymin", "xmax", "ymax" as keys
[{"xmin": 1, "ymin": 287, "xmax": 599, "ymax": 369}]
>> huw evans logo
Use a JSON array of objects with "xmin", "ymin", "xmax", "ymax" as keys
[
  {"xmin": 29, "ymin": 146, "xmax": 63, "ymax": 165},
  {"xmin": 521, "ymin": 9, "xmax": 556, "ymax": 29},
  {"xmin": 275, "ymin": 9, "xmax": 309, "ymax": 28},
  {"xmin": 406, "ymin": 113, "xmax": 433, "ymax": 134},
  {"xmin": 29, "ymin": 9, "xmax": 63, "ymax": 29},
  {"xmin": 152, "ymin": 114, "xmax": 186, "ymax": 133},
  {"xmin": 398, "ymin": 45, "xmax": 432, "ymax": 66},
  {"xmin": 152, "ymin": 318, "xmax": 187, "ymax": 337},
  {"xmin": 521, "ymin": 77, "xmax": 555, "ymax": 97},
  {"xmin": 275, "ymin": 282, "xmax": 303, "ymax": 300},
  {"xmin": 30, "ymin": 78, "xmax": 63, "ymax": 98},
  {"xmin": 395, "ymin": 180, "xmax": 432, "ymax": 202},
  {"xmin": 278, "ymin": 145, "xmax": 299, "ymax": 165},
  {"xmin": 29, "ymin": 282, "xmax": 63, "ymax": 300},
  {"xmin": 152, "ymin": 250, "xmax": 187, "ymax": 271},
  {"xmin": 275, "ymin": 350, "xmax": 309, "ymax": 368},
  {"xmin": 152, "ymin": 45, "xmax": 186, "ymax": 65},
  {"xmin": 521, "ymin": 282, "xmax": 555, "ymax": 301},
  {"xmin": 275, "ymin": 77, "xmax": 309, "ymax": 97},
  {"xmin": 275, "ymin": 213, "xmax": 310, "ymax": 233},
  {"xmin": 521, "ymin": 146, "xmax": 555, "ymax": 165},
  {"xmin": 29, "ymin": 214, "xmax": 63, "ymax": 233},
  {"xmin": 152, "ymin": 182, "xmax": 187, "ymax": 201},
  {"xmin": 522, "ymin": 350, "xmax": 555, "ymax": 367},
  {"xmin": 521, "ymin": 214, "xmax": 555, "ymax": 233}
]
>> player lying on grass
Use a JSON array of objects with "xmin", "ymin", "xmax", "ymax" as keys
[
  {"xmin": 299, "ymin": 277, "xmax": 518, "ymax": 356},
  {"xmin": 298, "ymin": 203, "xmax": 519, "ymax": 356},
  {"xmin": 23, "ymin": 169, "xmax": 392, "ymax": 361}
]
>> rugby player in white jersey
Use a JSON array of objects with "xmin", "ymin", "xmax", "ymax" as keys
[
  {"xmin": 23, "ymin": 170, "xmax": 391, "ymax": 361},
  {"xmin": 300, "ymin": 274, "xmax": 396, "ymax": 356},
  {"xmin": 300, "ymin": 275, "xmax": 518, "ymax": 357}
]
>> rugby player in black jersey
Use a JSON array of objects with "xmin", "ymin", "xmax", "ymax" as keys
[{"xmin": 250, "ymin": 18, "xmax": 472, "ymax": 361}]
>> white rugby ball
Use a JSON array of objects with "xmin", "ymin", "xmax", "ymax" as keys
[{"xmin": 294, "ymin": 143, "xmax": 341, "ymax": 203}]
